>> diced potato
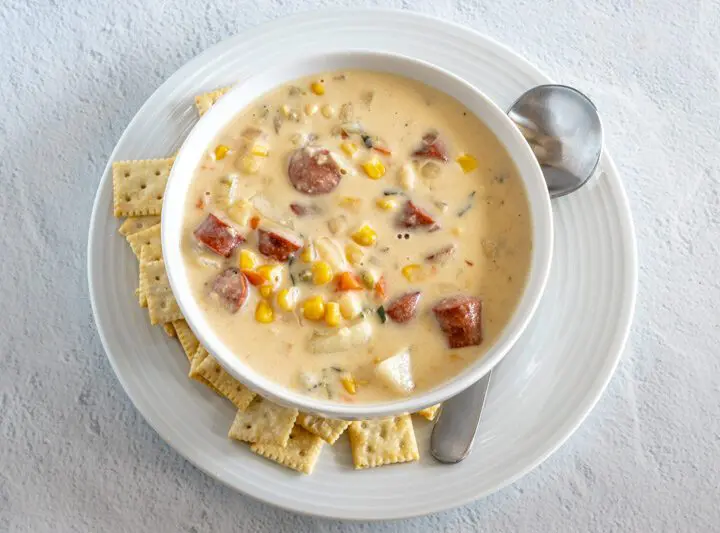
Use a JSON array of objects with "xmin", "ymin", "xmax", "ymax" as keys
[
  {"xmin": 398, "ymin": 163, "xmax": 416, "ymax": 190},
  {"xmin": 309, "ymin": 321, "xmax": 373, "ymax": 354},
  {"xmin": 375, "ymin": 349, "xmax": 415, "ymax": 394},
  {"xmin": 227, "ymin": 199, "xmax": 254, "ymax": 226},
  {"xmin": 238, "ymin": 154, "xmax": 261, "ymax": 174},
  {"xmin": 327, "ymin": 215, "xmax": 348, "ymax": 235},
  {"xmin": 315, "ymin": 237, "xmax": 349, "ymax": 272},
  {"xmin": 338, "ymin": 291, "xmax": 362, "ymax": 320},
  {"xmin": 321, "ymin": 104, "xmax": 335, "ymax": 118},
  {"xmin": 345, "ymin": 242, "xmax": 366, "ymax": 266}
]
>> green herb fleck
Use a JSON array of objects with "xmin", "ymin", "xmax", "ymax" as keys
[{"xmin": 376, "ymin": 305, "xmax": 387, "ymax": 324}]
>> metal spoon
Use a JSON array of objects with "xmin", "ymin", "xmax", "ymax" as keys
[{"xmin": 431, "ymin": 84, "xmax": 603, "ymax": 463}]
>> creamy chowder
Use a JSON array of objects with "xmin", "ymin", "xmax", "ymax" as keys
[{"xmin": 181, "ymin": 70, "xmax": 532, "ymax": 403}]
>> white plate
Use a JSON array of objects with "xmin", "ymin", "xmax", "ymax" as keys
[{"xmin": 88, "ymin": 9, "xmax": 637, "ymax": 520}]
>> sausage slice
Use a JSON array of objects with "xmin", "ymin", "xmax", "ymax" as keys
[
  {"xmin": 211, "ymin": 267, "xmax": 248, "ymax": 313},
  {"xmin": 288, "ymin": 146, "xmax": 342, "ymax": 195},
  {"xmin": 413, "ymin": 132, "xmax": 449, "ymax": 162},
  {"xmin": 432, "ymin": 295, "xmax": 483, "ymax": 348},
  {"xmin": 257, "ymin": 228, "xmax": 302, "ymax": 262},
  {"xmin": 386, "ymin": 292, "xmax": 422, "ymax": 324},
  {"xmin": 193, "ymin": 214, "xmax": 245, "ymax": 257},
  {"xmin": 399, "ymin": 200, "xmax": 438, "ymax": 229}
]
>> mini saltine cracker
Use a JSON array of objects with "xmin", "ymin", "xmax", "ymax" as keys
[
  {"xmin": 136, "ymin": 245, "xmax": 156, "ymax": 307},
  {"xmin": 127, "ymin": 223, "xmax": 162, "ymax": 260},
  {"xmin": 228, "ymin": 399, "xmax": 298, "ymax": 447},
  {"xmin": 348, "ymin": 415, "xmax": 420, "ymax": 469},
  {"xmin": 112, "ymin": 157, "xmax": 174, "ymax": 217},
  {"xmin": 162, "ymin": 322, "xmax": 176, "ymax": 337},
  {"xmin": 190, "ymin": 350, "xmax": 255, "ymax": 411},
  {"xmin": 415, "ymin": 404, "xmax": 441, "ymax": 421},
  {"xmin": 187, "ymin": 347, "xmax": 222, "ymax": 395},
  {"xmin": 296, "ymin": 413, "xmax": 350, "ymax": 445},
  {"xmin": 195, "ymin": 87, "xmax": 231, "ymax": 116},
  {"xmin": 118, "ymin": 215, "xmax": 160, "ymax": 237},
  {"xmin": 172, "ymin": 319, "xmax": 199, "ymax": 362},
  {"xmin": 140, "ymin": 258, "xmax": 183, "ymax": 325},
  {"xmin": 250, "ymin": 425, "xmax": 324, "ymax": 475}
]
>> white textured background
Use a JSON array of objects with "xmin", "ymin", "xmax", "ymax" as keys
[{"xmin": 1, "ymin": 0, "xmax": 718, "ymax": 531}]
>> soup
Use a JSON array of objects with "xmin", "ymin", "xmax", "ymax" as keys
[{"xmin": 181, "ymin": 70, "xmax": 532, "ymax": 403}]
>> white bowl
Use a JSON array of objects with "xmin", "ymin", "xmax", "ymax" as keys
[{"xmin": 162, "ymin": 50, "xmax": 553, "ymax": 420}]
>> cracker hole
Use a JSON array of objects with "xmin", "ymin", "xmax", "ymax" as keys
[
  {"xmin": 154, "ymin": 276, "xmax": 160, "ymax": 281},
  {"xmin": 299, "ymin": 450, "xmax": 307, "ymax": 457},
  {"xmin": 124, "ymin": 172, "xmax": 130, "ymax": 177},
  {"xmin": 245, "ymin": 424, "xmax": 252, "ymax": 429},
  {"xmin": 361, "ymin": 422, "xmax": 368, "ymax": 429},
  {"xmin": 155, "ymin": 170, "xmax": 161, "ymax": 176},
  {"xmin": 156, "ymin": 195, "xmax": 163, "ymax": 200},
  {"xmin": 140, "ymin": 183, "xmax": 147, "ymax": 189},
  {"xmin": 125, "ymin": 195, "xmax": 131, "ymax": 202}
]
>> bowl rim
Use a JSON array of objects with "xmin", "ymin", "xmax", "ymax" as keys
[{"xmin": 162, "ymin": 49, "xmax": 554, "ymax": 419}]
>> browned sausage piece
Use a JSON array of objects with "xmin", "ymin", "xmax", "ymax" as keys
[
  {"xmin": 399, "ymin": 200, "xmax": 438, "ymax": 229},
  {"xmin": 386, "ymin": 292, "xmax": 422, "ymax": 324},
  {"xmin": 211, "ymin": 267, "xmax": 248, "ymax": 313},
  {"xmin": 288, "ymin": 146, "xmax": 342, "ymax": 195},
  {"xmin": 193, "ymin": 214, "xmax": 245, "ymax": 258},
  {"xmin": 432, "ymin": 295, "xmax": 483, "ymax": 348},
  {"xmin": 412, "ymin": 132, "xmax": 449, "ymax": 162},
  {"xmin": 289, "ymin": 202, "xmax": 322, "ymax": 216},
  {"xmin": 257, "ymin": 228, "xmax": 302, "ymax": 262},
  {"xmin": 425, "ymin": 244, "xmax": 457, "ymax": 264}
]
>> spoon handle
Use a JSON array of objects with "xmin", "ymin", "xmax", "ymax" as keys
[{"xmin": 430, "ymin": 370, "xmax": 492, "ymax": 463}]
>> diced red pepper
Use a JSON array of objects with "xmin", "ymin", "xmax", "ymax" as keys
[
  {"xmin": 250, "ymin": 215, "xmax": 261, "ymax": 229},
  {"xmin": 413, "ymin": 132, "xmax": 449, "ymax": 162},
  {"xmin": 242, "ymin": 270, "xmax": 265, "ymax": 286},
  {"xmin": 374, "ymin": 276, "xmax": 387, "ymax": 301}
]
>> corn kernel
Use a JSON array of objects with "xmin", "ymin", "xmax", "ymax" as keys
[
  {"xmin": 311, "ymin": 261, "xmax": 333, "ymax": 285},
  {"xmin": 341, "ymin": 142, "xmax": 358, "ymax": 157},
  {"xmin": 310, "ymin": 81, "xmax": 325, "ymax": 95},
  {"xmin": 362, "ymin": 158, "xmax": 386, "ymax": 180},
  {"xmin": 257, "ymin": 264, "xmax": 282, "ymax": 287},
  {"xmin": 401, "ymin": 264, "xmax": 423, "ymax": 282},
  {"xmin": 339, "ymin": 196, "xmax": 362, "ymax": 212},
  {"xmin": 338, "ymin": 291, "xmax": 362, "ymax": 320},
  {"xmin": 277, "ymin": 287, "xmax": 299, "ymax": 312},
  {"xmin": 340, "ymin": 374, "xmax": 357, "ymax": 394},
  {"xmin": 456, "ymin": 153, "xmax": 478, "ymax": 173},
  {"xmin": 325, "ymin": 302, "xmax": 342, "ymax": 327},
  {"xmin": 345, "ymin": 242, "xmax": 366, "ymax": 266},
  {"xmin": 304, "ymin": 103, "xmax": 318, "ymax": 116},
  {"xmin": 321, "ymin": 104, "xmax": 334, "ymax": 118},
  {"xmin": 239, "ymin": 154, "xmax": 261, "ymax": 174},
  {"xmin": 214, "ymin": 144, "xmax": 230, "ymax": 160},
  {"xmin": 302, "ymin": 295, "xmax": 325, "ymax": 321},
  {"xmin": 251, "ymin": 144, "xmax": 269, "ymax": 157},
  {"xmin": 375, "ymin": 197, "xmax": 398, "ymax": 211},
  {"xmin": 239, "ymin": 249, "xmax": 259, "ymax": 270},
  {"xmin": 259, "ymin": 285, "xmax": 274, "ymax": 298},
  {"xmin": 351, "ymin": 224, "xmax": 377, "ymax": 247},
  {"xmin": 300, "ymin": 242, "xmax": 315, "ymax": 263},
  {"xmin": 255, "ymin": 300, "xmax": 274, "ymax": 323}
]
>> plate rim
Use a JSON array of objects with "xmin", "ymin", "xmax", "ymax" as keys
[{"xmin": 87, "ymin": 8, "xmax": 638, "ymax": 520}]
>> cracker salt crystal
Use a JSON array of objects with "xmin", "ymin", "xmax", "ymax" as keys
[
  {"xmin": 228, "ymin": 399, "xmax": 298, "ymax": 447},
  {"xmin": 190, "ymin": 350, "xmax": 255, "ymax": 411},
  {"xmin": 296, "ymin": 413, "xmax": 350, "ymax": 445},
  {"xmin": 195, "ymin": 87, "xmax": 231, "ymax": 116},
  {"xmin": 112, "ymin": 158, "xmax": 174, "ymax": 217},
  {"xmin": 348, "ymin": 415, "xmax": 419, "ymax": 469},
  {"xmin": 141, "ymin": 258, "xmax": 183, "ymax": 325},
  {"xmin": 250, "ymin": 425, "xmax": 324, "ymax": 475},
  {"xmin": 118, "ymin": 215, "xmax": 160, "ymax": 236}
]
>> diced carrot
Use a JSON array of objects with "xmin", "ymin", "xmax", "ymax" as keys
[
  {"xmin": 335, "ymin": 272, "xmax": 363, "ymax": 291},
  {"xmin": 250, "ymin": 215, "xmax": 261, "ymax": 229},
  {"xmin": 195, "ymin": 198, "xmax": 205, "ymax": 209},
  {"xmin": 373, "ymin": 145, "xmax": 392, "ymax": 156},
  {"xmin": 374, "ymin": 276, "xmax": 387, "ymax": 301},
  {"xmin": 242, "ymin": 270, "xmax": 265, "ymax": 286}
]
